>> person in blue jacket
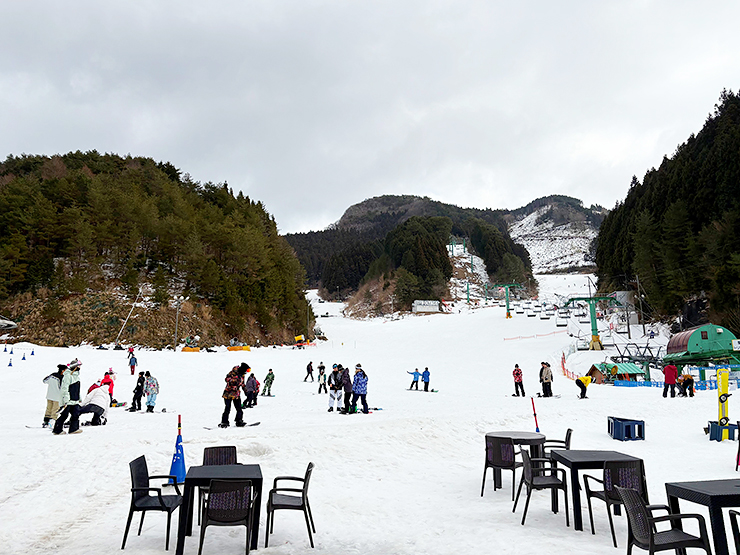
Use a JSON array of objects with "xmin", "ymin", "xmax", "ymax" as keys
[
  {"xmin": 350, "ymin": 364, "xmax": 369, "ymax": 414},
  {"xmin": 407, "ymin": 368, "xmax": 421, "ymax": 390},
  {"xmin": 422, "ymin": 367, "xmax": 431, "ymax": 392}
]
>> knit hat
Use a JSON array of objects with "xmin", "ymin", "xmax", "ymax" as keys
[
  {"xmin": 515, "ymin": 364, "xmax": 519, "ymax": 368},
  {"xmin": 57, "ymin": 364, "xmax": 67, "ymax": 371},
  {"xmin": 68, "ymin": 359, "xmax": 81, "ymax": 370},
  {"xmin": 239, "ymin": 362, "xmax": 250, "ymax": 374}
]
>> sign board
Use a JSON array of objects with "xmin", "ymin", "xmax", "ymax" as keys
[
  {"xmin": 732, "ymin": 339, "xmax": 740, "ymax": 351},
  {"xmin": 412, "ymin": 300, "xmax": 440, "ymax": 313}
]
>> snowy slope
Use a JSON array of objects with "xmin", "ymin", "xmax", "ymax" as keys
[
  {"xmin": 1, "ymin": 275, "xmax": 733, "ymax": 555},
  {"xmin": 509, "ymin": 206, "xmax": 598, "ymax": 273}
]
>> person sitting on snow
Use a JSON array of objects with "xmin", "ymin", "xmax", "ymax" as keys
[{"xmin": 79, "ymin": 383, "xmax": 110, "ymax": 425}]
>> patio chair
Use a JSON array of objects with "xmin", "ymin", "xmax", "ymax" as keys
[
  {"xmin": 615, "ymin": 486, "xmax": 712, "ymax": 555},
  {"xmin": 197, "ymin": 479, "xmax": 254, "ymax": 555},
  {"xmin": 265, "ymin": 462, "xmax": 316, "ymax": 548},
  {"xmin": 513, "ymin": 450, "xmax": 569, "ymax": 527},
  {"xmin": 542, "ymin": 428, "xmax": 573, "ymax": 459},
  {"xmin": 583, "ymin": 459, "xmax": 649, "ymax": 547},
  {"xmin": 121, "ymin": 455, "xmax": 182, "ymax": 550},
  {"xmin": 481, "ymin": 436, "xmax": 523, "ymax": 500},
  {"xmin": 729, "ymin": 509, "xmax": 740, "ymax": 555},
  {"xmin": 736, "ymin": 421, "xmax": 740, "ymax": 471},
  {"xmin": 199, "ymin": 446, "xmax": 238, "ymax": 525}
]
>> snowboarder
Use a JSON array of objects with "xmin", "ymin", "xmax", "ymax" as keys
[
  {"xmin": 53, "ymin": 359, "xmax": 83, "ymax": 435},
  {"xmin": 261, "ymin": 369, "xmax": 275, "ymax": 396},
  {"xmin": 540, "ymin": 362, "xmax": 553, "ymax": 398},
  {"xmin": 129, "ymin": 355, "xmax": 137, "ymax": 375},
  {"xmin": 318, "ymin": 367, "xmax": 327, "ymax": 394},
  {"xmin": 304, "ymin": 361, "xmax": 314, "ymax": 382},
  {"xmin": 662, "ymin": 364, "xmax": 678, "ymax": 398},
  {"xmin": 678, "ymin": 374, "xmax": 695, "ymax": 397},
  {"xmin": 328, "ymin": 364, "xmax": 343, "ymax": 412},
  {"xmin": 422, "ymin": 367, "xmax": 431, "ymax": 392},
  {"xmin": 244, "ymin": 372, "xmax": 258, "ymax": 408},
  {"xmin": 350, "ymin": 364, "xmax": 369, "ymax": 414},
  {"xmin": 340, "ymin": 364, "xmax": 353, "ymax": 413},
  {"xmin": 408, "ymin": 368, "xmax": 421, "ymax": 390},
  {"xmin": 100, "ymin": 369, "xmax": 116, "ymax": 404},
  {"xmin": 221, "ymin": 363, "xmax": 249, "ymax": 427},
  {"xmin": 144, "ymin": 371, "xmax": 159, "ymax": 412},
  {"xmin": 130, "ymin": 371, "xmax": 145, "ymax": 411},
  {"xmin": 42, "ymin": 364, "xmax": 66, "ymax": 428},
  {"xmin": 79, "ymin": 383, "xmax": 110, "ymax": 425},
  {"xmin": 127, "ymin": 346, "xmax": 134, "ymax": 359},
  {"xmin": 318, "ymin": 361, "xmax": 326, "ymax": 375},
  {"xmin": 575, "ymin": 375, "xmax": 591, "ymax": 399},
  {"xmin": 513, "ymin": 364, "xmax": 525, "ymax": 397}
]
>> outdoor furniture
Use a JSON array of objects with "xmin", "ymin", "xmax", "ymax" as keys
[
  {"xmin": 616, "ymin": 486, "xmax": 712, "ymax": 555},
  {"xmin": 550, "ymin": 449, "xmax": 642, "ymax": 531},
  {"xmin": 199, "ymin": 446, "xmax": 238, "ymax": 525},
  {"xmin": 665, "ymin": 478, "xmax": 740, "ymax": 555},
  {"xmin": 197, "ymin": 479, "xmax": 254, "ymax": 555},
  {"xmin": 485, "ymin": 431, "xmax": 545, "ymax": 491},
  {"xmin": 174, "ymin": 464, "xmax": 263, "ymax": 555},
  {"xmin": 729, "ymin": 509, "xmax": 740, "ymax": 555},
  {"xmin": 265, "ymin": 462, "xmax": 316, "ymax": 548},
  {"xmin": 543, "ymin": 428, "xmax": 573, "ymax": 459},
  {"xmin": 608, "ymin": 416, "xmax": 645, "ymax": 441},
  {"xmin": 481, "ymin": 435, "xmax": 522, "ymax": 500},
  {"xmin": 513, "ymin": 450, "xmax": 569, "ymax": 527},
  {"xmin": 583, "ymin": 459, "xmax": 649, "ymax": 547},
  {"xmin": 122, "ymin": 455, "xmax": 183, "ymax": 550}
]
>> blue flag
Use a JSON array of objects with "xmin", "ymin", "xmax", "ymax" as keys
[{"xmin": 169, "ymin": 434, "xmax": 186, "ymax": 484}]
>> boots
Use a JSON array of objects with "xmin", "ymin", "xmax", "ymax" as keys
[
  {"xmin": 146, "ymin": 406, "xmax": 154, "ymax": 413},
  {"xmin": 235, "ymin": 421, "xmax": 246, "ymax": 427},
  {"xmin": 328, "ymin": 407, "xmax": 333, "ymax": 412},
  {"xmin": 218, "ymin": 422, "xmax": 229, "ymax": 428}
]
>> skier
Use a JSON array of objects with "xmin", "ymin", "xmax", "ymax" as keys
[
  {"xmin": 79, "ymin": 383, "xmax": 110, "ymax": 425},
  {"xmin": 327, "ymin": 364, "xmax": 343, "ymax": 412},
  {"xmin": 408, "ymin": 368, "xmax": 421, "ymax": 390},
  {"xmin": 221, "ymin": 363, "xmax": 250, "ymax": 427},
  {"xmin": 130, "ymin": 371, "xmax": 145, "ymax": 411},
  {"xmin": 129, "ymin": 354, "xmax": 137, "ymax": 376},
  {"xmin": 304, "ymin": 361, "xmax": 314, "ymax": 382},
  {"xmin": 53, "ymin": 359, "xmax": 83, "ymax": 435},
  {"xmin": 513, "ymin": 364, "xmax": 525, "ymax": 397},
  {"xmin": 318, "ymin": 366, "xmax": 327, "ymax": 394},
  {"xmin": 144, "ymin": 371, "xmax": 159, "ymax": 412},
  {"xmin": 350, "ymin": 364, "xmax": 369, "ymax": 414},
  {"xmin": 422, "ymin": 367, "xmax": 431, "ymax": 392},
  {"xmin": 540, "ymin": 362, "xmax": 553, "ymax": 398},
  {"xmin": 662, "ymin": 364, "xmax": 678, "ymax": 398},
  {"xmin": 340, "ymin": 364, "xmax": 353, "ymax": 414},
  {"xmin": 261, "ymin": 369, "xmax": 275, "ymax": 396},
  {"xmin": 244, "ymin": 372, "xmax": 258, "ymax": 408},
  {"xmin": 576, "ymin": 375, "xmax": 591, "ymax": 399},
  {"xmin": 42, "ymin": 364, "xmax": 66, "ymax": 428}
]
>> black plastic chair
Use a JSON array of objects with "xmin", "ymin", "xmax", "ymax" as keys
[
  {"xmin": 735, "ymin": 421, "xmax": 740, "ymax": 471},
  {"xmin": 615, "ymin": 486, "xmax": 712, "ymax": 555},
  {"xmin": 583, "ymin": 459, "xmax": 649, "ymax": 547},
  {"xmin": 543, "ymin": 428, "xmax": 573, "ymax": 459},
  {"xmin": 197, "ymin": 479, "xmax": 254, "ymax": 555},
  {"xmin": 265, "ymin": 462, "xmax": 316, "ymax": 548},
  {"xmin": 121, "ymin": 455, "xmax": 182, "ymax": 550},
  {"xmin": 481, "ymin": 436, "xmax": 523, "ymax": 500},
  {"xmin": 513, "ymin": 450, "xmax": 569, "ymax": 527},
  {"xmin": 199, "ymin": 446, "xmax": 238, "ymax": 525},
  {"xmin": 729, "ymin": 509, "xmax": 740, "ymax": 555}
]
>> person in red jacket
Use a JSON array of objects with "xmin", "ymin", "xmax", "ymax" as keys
[
  {"xmin": 662, "ymin": 364, "xmax": 678, "ymax": 398},
  {"xmin": 100, "ymin": 369, "xmax": 116, "ymax": 404}
]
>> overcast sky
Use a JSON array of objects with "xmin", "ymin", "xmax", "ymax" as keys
[{"xmin": 1, "ymin": 1, "xmax": 738, "ymax": 233}]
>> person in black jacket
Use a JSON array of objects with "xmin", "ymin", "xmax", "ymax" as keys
[
  {"xmin": 340, "ymin": 364, "xmax": 353, "ymax": 414},
  {"xmin": 129, "ymin": 371, "xmax": 145, "ymax": 411},
  {"xmin": 304, "ymin": 361, "xmax": 314, "ymax": 382}
]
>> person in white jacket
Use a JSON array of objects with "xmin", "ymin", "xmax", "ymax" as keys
[
  {"xmin": 42, "ymin": 365, "xmax": 66, "ymax": 427},
  {"xmin": 79, "ymin": 384, "xmax": 111, "ymax": 426},
  {"xmin": 53, "ymin": 359, "xmax": 83, "ymax": 435}
]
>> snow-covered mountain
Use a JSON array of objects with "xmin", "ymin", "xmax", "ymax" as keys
[{"xmin": 506, "ymin": 198, "xmax": 605, "ymax": 273}]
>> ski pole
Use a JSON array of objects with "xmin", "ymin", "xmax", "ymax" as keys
[{"xmin": 531, "ymin": 397, "xmax": 540, "ymax": 433}]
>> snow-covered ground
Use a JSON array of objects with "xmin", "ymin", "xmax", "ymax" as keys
[
  {"xmin": 509, "ymin": 206, "xmax": 598, "ymax": 273},
  {"xmin": 2, "ymin": 274, "xmax": 734, "ymax": 555}
]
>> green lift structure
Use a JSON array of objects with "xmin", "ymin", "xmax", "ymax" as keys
[
  {"xmin": 494, "ymin": 283, "xmax": 520, "ymax": 319},
  {"xmin": 563, "ymin": 296, "xmax": 622, "ymax": 350}
]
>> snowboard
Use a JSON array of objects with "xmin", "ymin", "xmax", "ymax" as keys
[
  {"xmin": 576, "ymin": 396, "xmax": 588, "ymax": 399},
  {"xmin": 111, "ymin": 402, "xmax": 127, "ymax": 408},
  {"xmin": 26, "ymin": 425, "xmax": 53, "ymax": 429},
  {"xmin": 204, "ymin": 422, "xmax": 261, "ymax": 430},
  {"xmin": 408, "ymin": 389, "xmax": 438, "ymax": 393}
]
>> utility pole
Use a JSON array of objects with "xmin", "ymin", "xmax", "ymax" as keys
[{"xmin": 635, "ymin": 274, "xmax": 646, "ymax": 335}]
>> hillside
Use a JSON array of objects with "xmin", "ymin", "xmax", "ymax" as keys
[
  {"xmin": 0, "ymin": 151, "xmax": 311, "ymax": 346},
  {"xmin": 596, "ymin": 90, "xmax": 740, "ymax": 333}
]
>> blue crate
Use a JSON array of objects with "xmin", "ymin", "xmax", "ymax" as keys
[
  {"xmin": 608, "ymin": 416, "xmax": 645, "ymax": 441},
  {"xmin": 708, "ymin": 421, "xmax": 737, "ymax": 442}
]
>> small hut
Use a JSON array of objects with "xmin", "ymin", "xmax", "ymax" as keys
[{"xmin": 587, "ymin": 362, "xmax": 644, "ymax": 384}]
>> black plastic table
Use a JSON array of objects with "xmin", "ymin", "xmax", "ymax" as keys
[
  {"xmin": 666, "ymin": 478, "xmax": 740, "ymax": 555},
  {"xmin": 486, "ymin": 431, "xmax": 545, "ymax": 489},
  {"xmin": 174, "ymin": 464, "xmax": 263, "ymax": 554},
  {"xmin": 550, "ymin": 449, "xmax": 641, "ymax": 531}
]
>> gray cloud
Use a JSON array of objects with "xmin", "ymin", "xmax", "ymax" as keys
[{"xmin": 1, "ymin": 1, "xmax": 738, "ymax": 233}]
